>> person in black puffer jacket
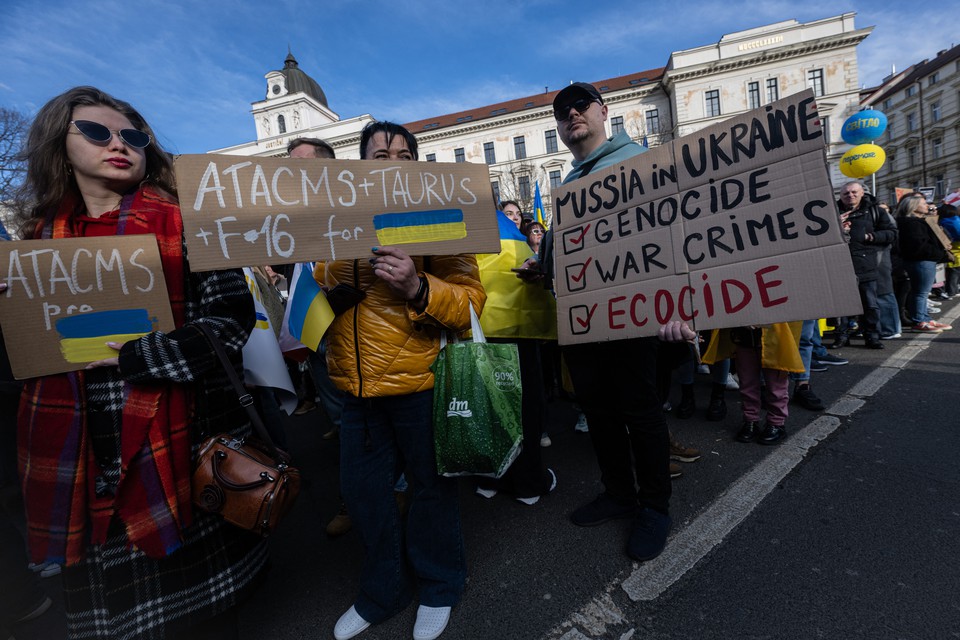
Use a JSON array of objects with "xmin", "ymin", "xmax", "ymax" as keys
[{"xmin": 833, "ymin": 182, "xmax": 898, "ymax": 349}]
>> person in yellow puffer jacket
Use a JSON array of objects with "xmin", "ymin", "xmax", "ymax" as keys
[
  {"xmin": 317, "ymin": 122, "xmax": 486, "ymax": 640},
  {"xmin": 702, "ymin": 322, "xmax": 803, "ymax": 445}
]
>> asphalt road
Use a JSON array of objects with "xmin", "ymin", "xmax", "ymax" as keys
[{"xmin": 10, "ymin": 300, "xmax": 959, "ymax": 639}]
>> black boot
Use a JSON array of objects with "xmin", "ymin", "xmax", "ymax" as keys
[
  {"xmin": 758, "ymin": 422, "xmax": 786, "ymax": 445},
  {"xmin": 736, "ymin": 420, "xmax": 760, "ymax": 443},
  {"xmin": 706, "ymin": 383, "xmax": 727, "ymax": 421},
  {"xmin": 676, "ymin": 384, "xmax": 695, "ymax": 419},
  {"xmin": 830, "ymin": 331, "xmax": 850, "ymax": 349}
]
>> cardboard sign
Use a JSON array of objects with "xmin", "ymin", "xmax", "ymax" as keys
[
  {"xmin": 552, "ymin": 90, "xmax": 862, "ymax": 345},
  {"xmin": 174, "ymin": 155, "xmax": 502, "ymax": 270},
  {"xmin": 0, "ymin": 236, "xmax": 175, "ymax": 378}
]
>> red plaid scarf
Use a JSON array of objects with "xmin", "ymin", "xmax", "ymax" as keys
[{"xmin": 18, "ymin": 185, "xmax": 193, "ymax": 565}]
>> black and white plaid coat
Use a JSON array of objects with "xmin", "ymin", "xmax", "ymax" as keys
[{"xmin": 62, "ymin": 264, "xmax": 269, "ymax": 640}]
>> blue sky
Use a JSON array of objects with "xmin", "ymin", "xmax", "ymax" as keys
[{"xmin": 1, "ymin": 0, "xmax": 951, "ymax": 154}]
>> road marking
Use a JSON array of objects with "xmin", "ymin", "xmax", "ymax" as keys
[{"xmin": 546, "ymin": 304, "xmax": 960, "ymax": 637}]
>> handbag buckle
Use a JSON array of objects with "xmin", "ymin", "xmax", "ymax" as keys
[
  {"xmin": 238, "ymin": 393, "xmax": 255, "ymax": 408},
  {"xmin": 225, "ymin": 437, "xmax": 246, "ymax": 451}
]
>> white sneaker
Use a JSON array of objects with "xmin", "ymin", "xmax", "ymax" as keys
[
  {"xmin": 516, "ymin": 468, "xmax": 557, "ymax": 506},
  {"xmin": 413, "ymin": 605, "xmax": 451, "ymax": 640},
  {"xmin": 880, "ymin": 333, "xmax": 901, "ymax": 340},
  {"xmin": 27, "ymin": 562, "xmax": 61, "ymax": 578},
  {"xmin": 574, "ymin": 413, "xmax": 589, "ymax": 432},
  {"xmin": 475, "ymin": 486, "xmax": 497, "ymax": 499},
  {"xmin": 696, "ymin": 363, "xmax": 710, "ymax": 375},
  {"xmin": 334, "ymin": 605, "xmax": 371, "ymax": 640},
  {"xmin": 725, "ymin": 373, "xmax": 739, "ymax": 390},
  {"xmin": 540, "ymin": 434, "xmax": 551, "ymax": 447}
]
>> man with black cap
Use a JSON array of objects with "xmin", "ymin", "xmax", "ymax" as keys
[{"xmin": 523, "ymin": 82, "xmax": 688, "ymax": 562}]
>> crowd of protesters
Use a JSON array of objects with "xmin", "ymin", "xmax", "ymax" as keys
[{"xmin": 0, "ymin": 82, "xmax": 957, "ymax": 640}]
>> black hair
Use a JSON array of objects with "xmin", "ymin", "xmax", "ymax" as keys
[{"xmin": 359, "ymin": 121, "xmax": 418, "ymax": 160}]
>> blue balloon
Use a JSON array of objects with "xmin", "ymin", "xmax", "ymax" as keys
[{"xmin": 841, "ymin": 110, "xmax": 887, "ymax": 145}]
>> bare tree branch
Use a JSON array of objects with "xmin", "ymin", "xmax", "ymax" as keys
[{"xmin": 0, "ymin": 106, "xmax": 29, "ymax": 202}]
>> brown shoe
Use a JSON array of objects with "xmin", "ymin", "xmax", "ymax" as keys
[
  {"xmin": 325, "ymin": 504, "xmax": 352, "ymax": 537},
  {"xmin": 322, "ymin": 425, "xmax": 340, "ymax": 440},
  {"xmin": 670, "ymin": 462, "xmax": 683, "ymax": 479},
  {"xmin": 294, "ymin": 399, "xmax": 317, "ymax": 416},
  {"xmin": 669, "ymin": 432, "xmax": 701, "ymax": 463}
]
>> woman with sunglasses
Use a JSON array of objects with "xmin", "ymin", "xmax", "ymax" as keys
[{"xmin": 8, "ymin": 87, "xmax": 266, "ymax": 640}]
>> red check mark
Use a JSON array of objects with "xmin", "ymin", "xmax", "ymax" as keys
[
  {"xmin": 570, "ymin": 224, "xmax": 590, "ymax": 246},
  {"xmin": 570, "ymin": 257, "xmax": 592, "ymax": 284},
  {"xmin": 576, "ymin": 304, "xmax": 598, "ymax": 329}
]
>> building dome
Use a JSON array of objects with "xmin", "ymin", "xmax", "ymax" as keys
[{"xmin": 280, "ymin": 51, "xmax": 328, "ymax": 107}]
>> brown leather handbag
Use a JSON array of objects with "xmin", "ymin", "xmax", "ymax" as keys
[{"xmin": 192, "ymin": 323, "xmax": 301, "ymax": 536}]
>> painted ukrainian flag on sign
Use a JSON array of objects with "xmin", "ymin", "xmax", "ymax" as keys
[
  {"xmin": 373, "ymin": 209, "xmax": 467, "ymax": 246},
  {"xmin": 56, "ymin": 309, "xmax": 154, "ymax": 363},
  {"xmin": 286, "ymin": 263, "xmax": 335, "ymax": 351}
]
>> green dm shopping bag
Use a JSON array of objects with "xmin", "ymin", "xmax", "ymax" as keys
[{"xmin": 431, "ymin": 308, "xmax": 523, "ymax": 478}]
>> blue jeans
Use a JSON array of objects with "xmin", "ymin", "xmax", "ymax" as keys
[
  {"xmin": 790, "ymin": 319, "xmax": 816, "ymax": 384},
  {"xmin": 340, "ymin": 391, "xmax": 465, "ymax": 623},
  {"xmin": 677, "ymin": 344, "xmax": 729, "ymax": 385},
  {"xmin": 877, "ymin": 292, "xmax": 902, "ymax": 336},
  {"xmin": 308, "ymin": 340, "xmax": 345, "ymax": 428},
  {"xmin": 904, "ymin": 260, "xmax": 936, "ymax": 323}
]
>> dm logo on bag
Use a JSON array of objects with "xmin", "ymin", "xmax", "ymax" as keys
[
  {"xmin": 494, "ymin": 369, "xmax": 518, "ymax": 391},
  {"xmin": 447, "ymin": 397, "xmax": 473, "ymax": 418}
]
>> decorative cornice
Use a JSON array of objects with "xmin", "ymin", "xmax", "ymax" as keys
[{"xmin": 663, "ymin": 31, "xmax": 870, "ymax": 87}]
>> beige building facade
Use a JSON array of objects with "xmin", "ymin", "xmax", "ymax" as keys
[
  {"xmin": 212, "ymin": 13, "xmax": 872, "ymax": 222},
  {"xmin": 861, "ymin": 45, "xmax": 960, "ymax": 204}
]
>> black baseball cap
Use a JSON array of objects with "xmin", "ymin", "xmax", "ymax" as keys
[{"xmin": 553, "ymin": 82, "xmax": 604, "ymax": 111}]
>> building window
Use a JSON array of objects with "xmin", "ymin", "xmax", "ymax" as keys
[
  {"xmin": 611, "ymin": 116, "xmax": 624, "ymax": 136},
  {"xmin": 646, "ymin": 109, "xmax": 660, "ymax": 134},
  {"xmin": 929, "ymin": 72, "xmax": 939, "ymax": 86},
  {"xmin": 518, "ymin": 176, "xmax": 531, "ymax": 200},
  {"xmin": 820, "ymin": 116, "xmax": 830, "ymax": 142},
  {"xmin": 705, "ymin": 91, "xmax": 721, "ymax": 118},
  {"xmin": 549, "ymin": 170, "xmax": 562, "ymax": 190},
  {"xmin": 484, "ymin": 142, "xmax": 496, "ymax": 164},
  {"xmin": 277, "ymin": 115, "xmax": 286, "ymax": 134},
  {"xmin": 886, "ymin": 116, "xmax": 895, "ymax": 140},
  {"xmin": 545, "ymin": 129, "xmax": 558, "ymax": 154},
  {"xmin": 932, "ymin": 137, "xmax": 942, "ymax": 159},
  {"xmin": 907, "ymin": 112, "xmax": 916, "ymax": 131},
  {"xmin": 906, "ymin": 85, "xmax": 916, "ymax": 98},
  {"xmin": 935, "ymin": 175, "xmax": 945, "ymax": 197},
  {"xmin": 454, "ymin": 147, "xmax": 465, "ymax": 163},
  {"xmin": 931, "ymin": 102, "xmax": 941, "ymax": 122},
  {"xmin": 766, "ymin": 78, "xmax": 779, "ymax": 103},
  {"xmin": 908, "ymin": 147, "xmax": 918, "ymax": 167},
  {"xmin": 491, "ymin": 181, "xmax": 500, "ymax": 204},
  {"xmin": 807, "ymin": 69, "xmax": 825, "ymax": 97},
  {"xmin": 883, "ymin": 98, "xmax": 892, "ymax": 110},
  {"xmin": 514, "ymin": 136, "xmax": 526, "ymax": 160},
  {"xmin": 426, "ymin": 153, "xmax": 436, "ymax": 162},
  {"xmin": 747, "ymin": 81, "xmax": 761, "ymax": 109}
]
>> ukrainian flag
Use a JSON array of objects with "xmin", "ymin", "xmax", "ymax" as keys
[
  {"xmin": 285, "ymin": 263, "xmax": 335, "ymax": 351},
  {"xmin": 533, "ymin": 182, "xmax": 546, "ymax": 227},
  {"xmin": 476, "ymin": 211, "xmax": 557, "ymax": 340},
  {"xmin": 373, "ymin": 209, "xmax": 467, "ymax": 246},
  {"xmin": 56, "ymin": 309, "xmax": 153, "ymax": 363}
]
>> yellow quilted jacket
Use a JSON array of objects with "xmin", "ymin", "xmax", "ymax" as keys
[
  {"xmin": 314, "ymin": 256, "xmax": 486, "ymax": 398},
  {"xmin": 701, "ymin": 322, "xmax": 804, "ymax": 373}
]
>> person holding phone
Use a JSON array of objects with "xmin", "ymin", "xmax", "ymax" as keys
[{"xmin": 315, "ymin": 122, "xmax": 485, "ymax": 640}]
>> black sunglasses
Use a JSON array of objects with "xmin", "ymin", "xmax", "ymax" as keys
[
  {"xmin": 554, "ymin": 97, "xmax": 597, "ymax": 121},
  {"xmin": 70, "ymin": 120, "xmax": 151, "ymax": 149}
]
